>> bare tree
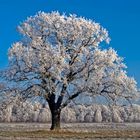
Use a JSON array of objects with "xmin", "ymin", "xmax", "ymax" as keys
[{"xmin": 3, "ymin": 12, "xmax": 138, "ymax": 130}]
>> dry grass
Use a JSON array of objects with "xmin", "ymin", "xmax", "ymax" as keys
[{"xmin": 0, "ymin": 129, "xmax": 140, "ymax": 139}]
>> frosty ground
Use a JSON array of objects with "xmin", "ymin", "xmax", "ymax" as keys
[{"xmin": 0, "ymin": 123, "xmax": 140, "ymax": 140}]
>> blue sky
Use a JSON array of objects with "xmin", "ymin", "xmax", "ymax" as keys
[{"xmin": 0, "ymin": 0, "xmax": 140, "ymax": 86}]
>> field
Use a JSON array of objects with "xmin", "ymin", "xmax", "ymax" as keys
[{"xmin": 0, "ymin": 123, "xmax": 140, "ymax": 140}]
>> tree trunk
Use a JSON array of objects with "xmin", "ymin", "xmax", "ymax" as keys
[
  {"xmin": 47, "ymin": 94, "xmax": 63, "ymax": 130},
  {"xmin": 50, "ymin": 109, "xmax": 61, "ymax": 130}
]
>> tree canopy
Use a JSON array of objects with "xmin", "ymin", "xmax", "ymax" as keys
[{"xmin": 2, "ymin": 11, "xmax": 139, "ymax": 129}]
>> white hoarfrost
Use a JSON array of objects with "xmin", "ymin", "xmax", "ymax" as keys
[
  {"xmin": 94, "ymin": 108, "xmax": 102, "ymax": 123},
  {"xmin": 112, "ymin": 107, "xmax": 123, "ymax": 123},
  {"xmin": 3, "ymin": 11, "xmax": 138, "ymax": 111},
  {"xmin": 1, "ymin": 101, "xmax": 140, "ymax": 123},
  {"xmin": 84, "ymin": 106, "xmax": 95, "ymax": 122},
  {"xmin": 0, "ymin": 11, "xmax": 139, "ymax": 127},
  {"xmin": 61, "ymin": 107, "xmax": 76, "ymax": 122},
  {"xmin": 38, "ymin": 108, "xmax": 51, "ymax": 122},
  {"xmin": 32, "ymin": 111, "xmax": 39, "ymax": 122}
]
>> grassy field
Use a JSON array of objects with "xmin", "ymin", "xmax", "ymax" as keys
[
  {"xmin": 1, "ymin": 129, "xmax": 140, "ymax": 139},
  {"xmin": 0, "ymin": 123, "xmax": 140, "ymax": 140}
]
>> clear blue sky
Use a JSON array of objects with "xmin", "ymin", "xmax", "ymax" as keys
[{"xmin": 0, "ymin": 0, "xmax": 140, "ymax": 86}]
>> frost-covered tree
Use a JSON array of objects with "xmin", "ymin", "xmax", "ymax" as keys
[
  {"xmin": 3, "ymin": 12, "xmax": 138, "ymax": 129},
  {"xmin": 85, "ymin": 48, "xmax": 138, "ymax": 105}
]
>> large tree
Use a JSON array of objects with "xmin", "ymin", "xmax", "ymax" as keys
[{"xmin": 4, "ymin": 12, "xmax": 138, "ymax": 129}]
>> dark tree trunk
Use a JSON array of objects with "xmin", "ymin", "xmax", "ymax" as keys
[
  {"xmin": 50, "ymin": 109, "xmax": 61, "ymax": 130},
  {"xmin": 47, "ymin": 94, "xmax": 63, "ymax": 130}
]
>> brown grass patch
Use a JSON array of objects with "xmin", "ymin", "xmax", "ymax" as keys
[{"xmin": 0, "ymin": 129, "xmax": 140, "ymax": 139}]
